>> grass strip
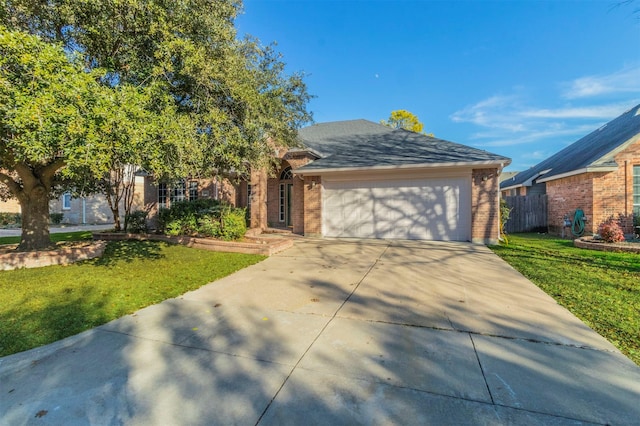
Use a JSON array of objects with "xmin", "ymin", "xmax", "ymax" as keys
[
  {"xmin": 0, "ymin": 240, "xmax": 264, "ymax": 356},
  {"xmin": 490, "ymin": 233, "xmax": 639, "ymax": 365},
  {"xmin": 0, "ymin": 230, "xmax": 94, "ymax": 245}
]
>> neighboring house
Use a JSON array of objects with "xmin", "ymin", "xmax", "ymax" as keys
[
  {"xmin": 239, "ymin": 119, "xmax": 511, "ymax": 244},
  {"xmin": 499, "ymin": 171, "xmax": 525, "ymax": 197},
  {"xmin": 0, "ymin": 174, "xmax": 229, "ymax": 227},
  {"xmin": 501, "ymin": 103, "xmax": 640, "ymax": 236}
]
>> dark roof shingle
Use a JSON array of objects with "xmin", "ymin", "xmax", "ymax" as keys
[
  {"xmin": 295, "ymin": 119, "xmax": 510, "ymax": 172},
  {"xmin": 501, "ymin": 103, "xmax": 640, "ymax": 189}
]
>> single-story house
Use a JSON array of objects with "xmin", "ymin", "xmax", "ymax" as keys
[
  {"xmin": 501, "ymin": 103, "xmax": 640, "ymax": 236},
  {"xmin": 239, "ymin": 119, "xmax": 511, "ymax": 244}
]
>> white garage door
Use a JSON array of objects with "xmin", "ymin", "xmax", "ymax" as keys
[{"xmin": 322, "ymin": 176, "xmax": 471, "ymax": 240}]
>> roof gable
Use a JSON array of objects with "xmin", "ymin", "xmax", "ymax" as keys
[
  {"xmin": 295, "ymin": 119, "xmax": 510, "ymax": 172},
  {"xmin": 502, "ymin": 103, "xmax": 640, "ymax": 189}
]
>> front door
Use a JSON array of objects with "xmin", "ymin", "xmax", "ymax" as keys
[{"xmin": 279, "ymin": 182, "xmax": 294, "ymax": 228}]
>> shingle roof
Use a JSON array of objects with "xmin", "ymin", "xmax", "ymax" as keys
[
  {"xmin": 501, "ymin": 103, "xmax": 640, "ymax": 190},
  {"xmin": 295, "ymin": 119, "xmax": 510, "ymax": 172}
]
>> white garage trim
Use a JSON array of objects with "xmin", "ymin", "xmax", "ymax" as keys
[{"xmin": 322, "ymin": 172, "xmax": 471, "ymax": 241}]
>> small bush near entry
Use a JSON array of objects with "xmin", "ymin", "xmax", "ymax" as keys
[
  {"xmin": 0, "ymin": 212, "xmax": 21, "ymax": 226},
  {"xmin": 50, "ymin": 212, "xmax": 64, "ymax": 224},
  {"xmin": 126, "ymin": 210, "xmax": 148, "ymax": 233},
  {"xmin": 598, "ymin": 218, "xmax": 625, "ymax": 243},
  {"xmin": 217, "ymin": 206, "xmax": 247, "ymax": 241},
  {"xmin": 158, "ymin": 199, "xmax": 246, "ymax": 240}
]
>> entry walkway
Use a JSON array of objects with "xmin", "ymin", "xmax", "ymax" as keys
[{"xmin": 1, "ymin": 239, "xmax": 639, "ymax": 424}]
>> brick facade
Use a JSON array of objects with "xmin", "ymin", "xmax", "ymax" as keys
[
  {"xmin": 303, "ymin": 176, "xmax": 322, "ymax": 236},
  {"xmin": 546, "ymin": 140, "xmax": 640, "ymax": 236},
  {"xmin": 257, "ymin": 153, "xmax": 315, "ymax": 233},
  {"xmin": 546, "ymin": 174, "xmax": 596, "ymax": 234},
  {"xmin": 249, "ymin": 168, "xmax": 268, "ymax": 230},
  {"xmin": 471, "ymin": 168, "xmax": 500, "ymax": 244},
  {"xmin": 243, "ymin": 164, "xmax": 504, "ymax": 243}
]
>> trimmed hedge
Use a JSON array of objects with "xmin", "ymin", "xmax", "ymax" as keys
[{"xmin": 158, "ymin": 199, "xmax": 246, "ymax": 241}]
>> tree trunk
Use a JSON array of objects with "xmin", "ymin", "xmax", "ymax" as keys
[
  {"xmin": 18, "ymin": 186, "xmax": 52, "ymax": 251},
  {"xmin": 111, "ymin": 205, "xmax": 122, "ymax": 232}
]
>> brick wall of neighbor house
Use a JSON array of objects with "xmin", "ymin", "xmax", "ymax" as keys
[
  {"xmin": 303, "ymin": 175, "xmax": 322, "ymax": 236},
  {"xmin": 471, "ymin": 168, "xmax": 500, "ymax": 244},
  {"xmin": 592, "ymin": 141, "xmax": 640, "ymax": 234},
  {"xmin": 50, "ymin": 195, "xmax": 114, "ymax": 224},
  {"xmin": 48, "ymin": 177, "xmax": 146, "ymax": 225},
  {"xmin": 546, "ymin": 174, "xmax": 596, "ymax": 235},
  {"xmin": 545, "ymin": 141, "xmax": 640, "ymax": 236}
]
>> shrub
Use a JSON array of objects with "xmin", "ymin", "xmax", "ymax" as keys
[
  {"xmin": 165, "ymin": 221, "xmax": 183, "ymax": 236},
  {"xmin": 157, "ymin": 199, "xmax": 245, "ymax": 240},
  {"xmin": 0, "ymin": 212, "xmax": 21, "ymax": 226},
  {"xmin": 50, "ymin": 212, "xmax": 64, "ymax": 225},
  {"xmin": 219, "ymin": 207, "xmax": 247, "ymax": 241},
  {"xmin": 157, "ymin": 199, "xmax": 221, "ymax": 234},
  {"xmin": 598, "ymin": 218, "xmax": 625, "ymax": 243},
  {"xmin": 197, "ymin": 215, "xmax": 221, "ymax": 237},
  {"xmin": 126, "ymin": 210, "xmax": 148, "ymax": 234}
]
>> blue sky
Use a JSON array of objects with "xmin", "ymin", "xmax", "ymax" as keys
[{"xmin": 236, "ymin": 0, "xmax": 640, "ymax": 172}]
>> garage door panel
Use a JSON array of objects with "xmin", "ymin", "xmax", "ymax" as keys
[{"xmin": 323, "ymin": 177, "xmax": 470, "ymax": 241}]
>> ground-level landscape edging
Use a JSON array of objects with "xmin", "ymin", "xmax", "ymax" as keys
[
  {"xmin": 574, "ymin": 236, "xmax": 640, "ymax": 254},
  {"xmin": 0, "ymin": 241, "xmax": 107, "ymax": 271}
]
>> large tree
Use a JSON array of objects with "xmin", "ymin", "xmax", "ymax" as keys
[
  {"xmin": 1, "ymin": 0, "xmax": 312, "ymax": 240},
  {"xmin": 2, "ymin": 0, "xmax": 311, "ymax": 171},
  {"xmin": 0, "ymin": 26, "xmax": 125, "ymax": 250}
]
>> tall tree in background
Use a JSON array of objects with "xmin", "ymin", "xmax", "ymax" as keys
[
  {"xmin": 1, "ymin": 0, "xmax": 312, "ymax": 241},
  {"xmin": 381, "ymin": 110, "xmax": 431, "ymax": 135}
]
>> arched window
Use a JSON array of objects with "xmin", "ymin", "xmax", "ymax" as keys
[{"xmin": 280, "ymin": 166, "xmax": 293, "ymax": 180}]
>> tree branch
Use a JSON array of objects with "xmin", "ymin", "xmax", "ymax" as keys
[
  {"xmin": 0, "ymin": 171, "xmax": 24, "ymax": 202},
  {"xmin": 41, "ymin": 158, "xmax": 67, "ymax": 182}
]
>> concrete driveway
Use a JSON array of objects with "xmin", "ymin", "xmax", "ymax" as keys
[{"xmin": 1, "ymin": 239, "xmax": 639, "ymax": 425}]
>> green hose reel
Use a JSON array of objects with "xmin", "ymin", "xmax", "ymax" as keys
[{"xmin": 571, "ymin": 209, "xmax": 586, "ymax": 237}]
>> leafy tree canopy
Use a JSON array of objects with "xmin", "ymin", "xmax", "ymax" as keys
[
  {"xmin": 0, "ymin": 26, "xmax": 156, "ymax": 249},
  {"xmin": 380, "ymin": 110, "xmax": 431, "ymax": 135},
  {"xmin": 2, "ymin": 0, "xmax": 312, "ymax": 177},
  {"xmin": 0, "ymin": 0, "xmax": 312, "ymax": 249}
]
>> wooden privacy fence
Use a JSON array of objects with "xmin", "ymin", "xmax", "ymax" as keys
[{"xmin": 503, "ymin": 195, "xmax": 548, "ymax": 233}]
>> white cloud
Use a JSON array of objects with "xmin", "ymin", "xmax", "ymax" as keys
[
  {"xmin": 473, "ymin": 124, "xmax": 598, "ymax": 147},
  {"xmin": 520, "ymin": 103, "xmax": 633, "ymax": 119},
  {"xmin": 450, "ymin": 65, "xmax": 640, "ymax": 171},
  {"xmin": 450, "ymin": 94, "xmax": 526, "ymax": 131},
  {"xmin": 562, "ymin": 66, "xmax": 640, "ymax": 99}
]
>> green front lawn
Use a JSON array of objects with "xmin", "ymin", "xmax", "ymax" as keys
[
  {"xmin": 0, "ymin": 240, "xmax": 265, "ymax": 357},
  {"xmin": 0, "ymin": 230, "xmax": 95, "ymax": 245},
  {"xmin": 490, "ymin": 234, "xmax": 640, "ymax": 365}
]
